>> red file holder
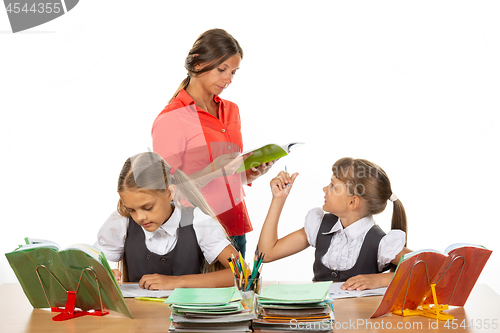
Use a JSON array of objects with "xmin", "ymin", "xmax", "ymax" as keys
[{"xmin": 35, "ymin": 265, "xmax": 109, "ymax": 321}]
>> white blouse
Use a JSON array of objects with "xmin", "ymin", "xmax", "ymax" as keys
[
  {"xmin": 94, "ymin": 207, "xmax": 230, "ymax": 265},
  {"xmin": 304, "ymin": 207, "xmax": 405, "ymax": 272}
]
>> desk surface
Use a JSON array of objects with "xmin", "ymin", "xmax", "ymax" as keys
[{"xmin": 1, "ymin": 283, "xmax": 499, "ymax": 332}]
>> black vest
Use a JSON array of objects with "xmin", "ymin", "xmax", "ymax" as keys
[
  {"xmin": 313, "ymin": 214, "xmax": 393, "ymax": 282},
  {"xmin": 124, "ymin": 207, "xmax": 205, "ymax": 282}
]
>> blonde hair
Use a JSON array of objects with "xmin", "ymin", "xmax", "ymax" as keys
[
  {"xmin": 117, "ymin": 152, "xmax": 218, "ymax": 221},
  {"xmin": 332, "ymin": 158, "xmax": 407, "ymax": 242},
  {"xmin": 116, "ymin": 152, "xmax": 230, "ymax": 272},
  {"xmin": 169, "ymin": 29, "xmax": 243, "ymax": 103}
]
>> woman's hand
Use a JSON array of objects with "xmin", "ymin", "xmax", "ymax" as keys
[
  {"xmin": 270, "ymin": 171, "xmax": 299, "ymax": 200},
  {"xmin": 139, "ymin": 274, "xmax": 183, "ymax": 290},
  {"xmin": 211, "ymin": 152, "xmax": 252, "ymax": 176},
  {"xmin": 245, "ymin": 159, "xmax": 277, "ymax": 184},
  {"xmin": 192, "ymin": 152, "xmax": 252, "ymax": 188},
  {"xmin": 341, "ymin": 273, "xmax": 393, "ymax": 291}
]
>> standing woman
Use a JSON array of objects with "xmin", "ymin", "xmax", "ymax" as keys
[{"xmin": 152, "ymin": 29, "xmax": 273, "ymax": 258}]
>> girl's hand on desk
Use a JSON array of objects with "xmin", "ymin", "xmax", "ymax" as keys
[
  {"xmin": 139, "ymin": 274, "xmax": 181, "ymax": 290},
  {"xmin": 112, "ymin": 269, "xmax": 122, "ymax": 284},
  {"xmin": 341, "ymin": 273, "xmax": 391, "ymax": 291}
]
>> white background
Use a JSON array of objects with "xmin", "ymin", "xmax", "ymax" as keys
[{"xmin": 1, "ymin": 1, "xmax": 499, "ymax": 295}]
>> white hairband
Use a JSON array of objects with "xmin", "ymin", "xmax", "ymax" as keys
[{"xmin": 389, "ymin": 194, "xmax": 398, "ymax": 202}]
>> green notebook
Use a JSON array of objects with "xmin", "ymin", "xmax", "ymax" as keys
[
  {"xmin": 166, "ymin": 286, "xmax": 240, "ymax": 305},
  {"xmin": 258, "ymin": 281, "xmax": 332, "ymax": 304},
  {"xmin": 5, "ymin": 238, "xmax": 132, "ymax": 319},
  {"xmin": 173, "ymin": 302, "xmax": 244, "ymax": 315}
]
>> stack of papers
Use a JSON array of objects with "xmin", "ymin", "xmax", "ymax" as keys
[
  {"xmin": 167, "ymin": 287, "xmax": 255, "ymax": 332},
  {"xmin": 252, "ymin": 282, "xmax": 334, "ymax": 332}
]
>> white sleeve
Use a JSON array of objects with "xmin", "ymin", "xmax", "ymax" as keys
[
  {"xmin": 377, "ymin": 229, "xmax": 406, "ymax": 271},
  {"xmin": 94, "ymin": 210, "xmax": 129, "ymax": 262},
  {"xmin": 303, "ymin": 208, "xmax": 325, "ymax": 248},
  {"xmin": 192, "ymin": 208, "xmax": 231, "ymax": 264}
]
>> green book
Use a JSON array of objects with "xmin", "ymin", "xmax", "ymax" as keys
[
  {"xmin": 5, "ymin": 237, "xmax": 132, "ymax": 319},
  {"xmin": 237, "ymin": 142, "xmax": 304, "ymax": 173},
  {"xmin": 258, "ymin": 281, "xmax": 332, "ymax": 304}
]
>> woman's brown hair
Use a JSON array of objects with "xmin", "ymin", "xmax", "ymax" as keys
[
  {"xmin": 332, "ymin": 158, "xmax": 407, "ymax": 242},
  {"xmin": 169, "ymin": 28, "xmax": 243, "ymax": 103}
]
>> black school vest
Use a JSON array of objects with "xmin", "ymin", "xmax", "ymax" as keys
[
  {"xmin": 124, "ymin": 207, "xmax": 204, "ymax": 282},
  {"xmin": 313, "ymin": 214, "xmax": 393, "ymax": 282}
]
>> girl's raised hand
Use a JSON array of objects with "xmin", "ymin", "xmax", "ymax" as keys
[{"xmin": 270, "ymin": 171, "xmax": 299, "ymax": 199}]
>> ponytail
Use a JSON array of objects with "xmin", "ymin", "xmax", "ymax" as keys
[
  {"xmin": 391, "ymin": 199, "xmax": 408, "ymax": 246},
  {"xmin": 169, "ymin": 167, "xmax": 231, "ymax": 273},
  {"xmin": 169, "ymin": 76, "xmax": 191, "ymax": 104},
  {"xmin": 170, "ymin": 167, "xmax": 220, "ymax": 226}
]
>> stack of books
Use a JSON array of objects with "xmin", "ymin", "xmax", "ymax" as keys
[
  {"xmin": 167, "ymin": 286, "xmax": 256, "ymax": 332},
  {"xmin": 252, "ymin": 282, "xmax": 334, "ymax": 332}
]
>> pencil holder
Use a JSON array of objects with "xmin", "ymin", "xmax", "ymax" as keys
[
  {"xmin": 234, "ymin": 275, "xmax": 262, "ymax": 293},
  {"xmin": 234, "ymin": 276, "xmax": 262, "ymax": 311}
]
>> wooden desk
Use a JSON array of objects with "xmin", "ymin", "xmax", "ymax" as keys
[{"xmin": 1, "ymin": 283, "xmax": 499, "ymax": 332}]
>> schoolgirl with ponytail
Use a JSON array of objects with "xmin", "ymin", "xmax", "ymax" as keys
[
  {"xmin": 95, "ymin": 152, "xmax": 240, "ymax": 290},
  {"xmin": 258, "ymin": 158, "xmax": 412, "ymax": 291}
]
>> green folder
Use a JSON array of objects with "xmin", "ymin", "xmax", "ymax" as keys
[
  {"xmin": 166, "ymin": 286, "xmax": 239, "ymax": 305},
  {"xmin": 5, "ymin": 243, "xmax": 133, "ymax": 319},
  {"xmin": 173, "ymin": 302, "xmax": 244, "ymax": 315},
  {"xmin": 258, "ymin": 281, "xmax": 332, "ymax": 304}
]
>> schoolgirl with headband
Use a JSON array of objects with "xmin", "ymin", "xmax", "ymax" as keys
[
  {"xmin": 258, "ymin": 157, "xmax": 412, "ymax": 291},
  {"xmin": 95, "ymin": 152, "xmax": 240, "ymax": 290}
]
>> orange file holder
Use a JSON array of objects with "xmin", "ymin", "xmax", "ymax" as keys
[{"xmin": 371, "ymin": 245, "xmax": 492, "ymax": 321}]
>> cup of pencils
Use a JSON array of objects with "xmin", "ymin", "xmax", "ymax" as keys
[{"xmin": 228, "ymin": 250, "xmax": 264, "ymax": 311}]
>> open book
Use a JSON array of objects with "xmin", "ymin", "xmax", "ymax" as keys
[
  {"xmin": 371, "ymin": 243, "xmax": 492, "ymax": 318},
  {"xmin": 5, "ymin": 237, "xmax": 132, "ymax": 319},
  {"xmin": 237, "ymin": 142, "xmax": 304, "ymax": 173}
]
